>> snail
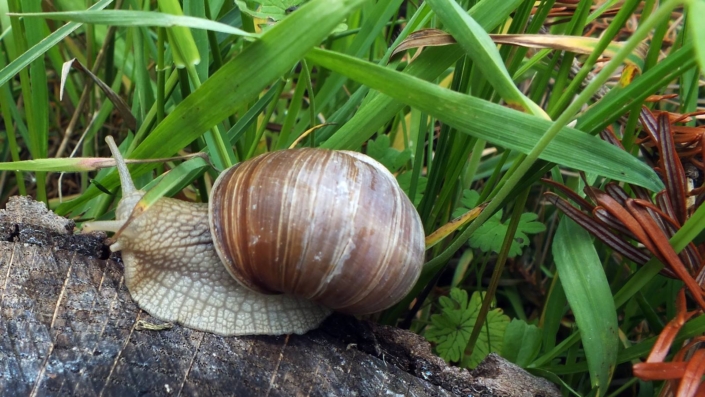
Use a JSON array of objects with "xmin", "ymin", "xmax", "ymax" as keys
[{"xmin": 83, "ymin": 137, "xmax": 426, "ymax": 336}]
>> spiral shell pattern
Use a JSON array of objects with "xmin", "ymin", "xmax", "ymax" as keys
[{"xmin": 209, "ymin": 148, "xmax": 425, "ymax": 314}]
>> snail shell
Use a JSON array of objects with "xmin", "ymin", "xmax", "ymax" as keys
[
  {"xmin": 210, "ymin": 148, "xmax": 425, "ymax": 314},
  {"xmin": 84, "ymin": 138, "xmax": 425, "ymax": 335}
]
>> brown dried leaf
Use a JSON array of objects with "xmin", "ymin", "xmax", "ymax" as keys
[
  {"xmin": 390, "ymin": 29, "xmax": 456, "ymax": 60},
  {"xmin": 600, "ymin": 128, "xmax": 625, "ymax": 150},
  {"xmin": 545, "ymin": 192, "xmax": 650, "ymax": 264},
  {"xmin": 639, "ymin": 106, "xmax": 661, "ymax": 145},
  {"xmin": 61, "ymin": 58, "xmax": 137, "ymax": 130},
  {"xmin": 541, "ymin": 178, "xmax": 595, "ymax": 212},
  {"xmin": 627, "ymin": 200, "xmax": 705, "ymax": 311},
  {"xmin": 593, "ymin": 207, "xmax": 636, "ymax": 239},
  {"xmin": 589, "ymin": 188, "xmax": 664, "ymax": 262},
  {"xmin": 656, "ymin": 113, "xmax": 688, "ymax": 225}
]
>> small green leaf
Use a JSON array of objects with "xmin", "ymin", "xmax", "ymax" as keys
[
  {"xmin": 425, "ymin": 289, "xmax": 509, "ymax": 367},
  {"xmin": 396, "ymin": 172, "xmax": 427, "ymax": 206},
  {"xmin": 366, "ymin": 135, "xmax": 411, "ymax": 173},
  {"xmin": 458, "ymin": 202, "xmax": 545, "ymax": 257},
  {"xmin": 425, "ymin": 288, "xmax": 473, "ymax": 363},
  {"xmin": 235, "ymin": 0, "xmax": 348, "ymax": 33},
  {"xmin": 451, "ymin": 189, "xmax": 481, "ymax": 218},
  {"xmin": 501, "ymin": 319, "xmax": 542, "ymax": 367},
  {"xmin": 464, "ymin": 295, "xmax": 510, "ymax": 369}
]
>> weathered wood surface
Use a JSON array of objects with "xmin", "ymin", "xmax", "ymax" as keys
[{"xmin": 0, "ymin": 196, "xmax": 560, "ymax": 397}]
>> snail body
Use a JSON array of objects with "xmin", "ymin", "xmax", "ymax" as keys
[{"xmin": 84, "ymin": 137, "xmax": 425, "ymax": 336}]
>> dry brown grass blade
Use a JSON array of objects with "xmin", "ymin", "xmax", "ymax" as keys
[
  {"xmin": 600, "ymin": 127, "xmax": 626, "ymax": 150},
  {"xmin": 541, "ymin": 178, "xmax": 596, "ymax": 212},
  {"xmin": 656, "ymin": 113, "xmax": 688, "ymax": 225},
  {"xmin": 639, "ymin": 106, "xmax": 661, "ymax": 145},
  {"xmin": 544, "ymin": 192, "xmax": 650, "ymax": 264},
  {"xmin": 389, "ymin": 28, "xmax": 456, "ymax": 60},
  {"xmin": 633, "ymin": 290, "xmax": 696, "ymax": 382},
  {"xmin": 588, "ymin": 188, "xmax": 663, "ymax": 259},
  {"xmin": 604, "ymin": 182, "xmax": 629, "ymax": 206},
  {"xmin": 592, "ymin": 207, "xmax": 636, "ymax": 239},
  {"xmin": 60, "ymin": 58, "xmax": 136, "ymax": 130},
  {"xmin": 645, "ymin": 94, "xmax": 680, "ymax": 102},
  {"xmin": 391, "ymin": 29, "xmax": 646, "ymax": 69}
]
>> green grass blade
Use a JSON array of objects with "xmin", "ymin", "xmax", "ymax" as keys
[
  {"xmin": 56, "ymin": 0, "xmax": 367, "ymax": 216},
  {"xmin": 132, "ymin": 156, "xmax": 211, "ymax": 214},
  {"xmin": 307, "ymin": 48, "xmax": 663, "ymax": 191},
  {"xmin": 540, "ymin": 314, "xmax": 705, "ymax": 375},
  {"xmin": 158, "ymin": 0, "xmax": 202, "ymax": 68},
  {"xmin": 0, "ymin": 0, "xmax": 112, "ymax": 88},
  {"xmin": 321, "ymin": 0, "xmax": 523, "ymax": 151},
  {"xmin": 320, "ymin": 45, "xmax": 462, "ymax": 150},
  {"xmin": 553, "ymin": 217, "xmax": 618, "ymax": 396},
  {"xmin": 687, "ymin": 0, "xmax": 705, "ymax": 71},
  {"xmin": 288, "ymin": 0, "xmax": 405, "ymax": 141},
  {"xmin": 12, "ymin": 10, "xmax": 255, "ymax": 37},
  {"xmin": 426, "ymin": 0, "xmax": 547, "ymax": 117},
  {"xmin": 577, "ymin": 45, "xmax": 695, "ymax": 134},
  {"xmin": 0, "ymin": 157, "xmax": 118, "ymax": 172}
]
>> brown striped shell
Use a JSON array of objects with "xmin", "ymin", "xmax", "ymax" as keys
[{"xmin": 208, "ymin": 148, "xmax": 425, "ymax": 315}]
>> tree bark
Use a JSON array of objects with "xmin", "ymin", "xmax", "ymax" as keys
[{"xmin": 0, "ymin": 196, "xmax": 560, "ymax": 397}]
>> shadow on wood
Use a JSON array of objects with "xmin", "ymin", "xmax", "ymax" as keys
[{"xmin": 0, "ymin": 196, "xmax": 560, "ymax": 396}]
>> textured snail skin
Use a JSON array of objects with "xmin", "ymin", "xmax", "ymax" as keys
[
  {"xmin": 113, "ymin": 195, "xmax": 330, "ymax": 336},
  {"xmin": 209, "ymin": 148, "xmax": 426, "ymax": 314},
  {"xmin": 83, "ymin": 138, "xmax": 330, "ymax": 336}
]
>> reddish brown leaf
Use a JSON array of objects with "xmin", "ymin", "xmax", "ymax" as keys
[
  {"xmin": 657, "ymin": 113, "xmax": 688, "ymax": 225},
  {"xmin": 605, "ymin": 182, "xmax": 629, "ymax": 206},
  {"xmin": 627, "ymin": 201, "xmax": 705, "ymax": 311},
  {"xmin": 541, "ymin": 178, "xmax": 595, "ymax": 212},
  {"xmin": 545, "ymin": 193, "xmax": 650, "ymax": 264},
  {"xmin": 647, "ymin": 290, "xmax": 694, "ymax": 363},
  {"xmin": 677, "ymin": 349, "xmax": 705, "ymax": 397},
  {"xmin": 656, "ymin": 191, "xmax": 678, "ymax": 231},
  {"xmin": 632, "ymin": 185, "xmax": 653, "ymax": 202},
  {"xmin": 645, "ymin": 94, "xmax": 679, "ymax": 102},
  {"xmin": 589, "ymin": 189, "xmax": 663, "ymax": 261},
  {"xmin": 592, "ymin": 207, "xmax": 637, "ymax": 239},
  {"xmin": 639, "ymin": 107, "xmax": 661, "ymax": 145},
  {"xmin": 634, "ymin": 362, "xmax": 688, "ymax": 380},
  {"xmin": 600, "ymin": 128, "xmax": 625, "ymax": 150}
]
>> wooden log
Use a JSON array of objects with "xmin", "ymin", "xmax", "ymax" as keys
[{"xmin": 0, "ymin": 196, "xmax": 560, "ymax": 396}]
